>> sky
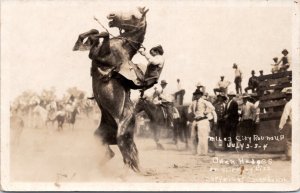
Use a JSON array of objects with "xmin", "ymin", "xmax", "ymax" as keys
[{"xmin": 1, "ymin": 0, "xmax": 295, "ymax": 103}]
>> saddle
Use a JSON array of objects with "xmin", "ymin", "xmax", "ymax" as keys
[{"xmin": 91, "ymin": 59, "xmax": 148, "ymax": 88}]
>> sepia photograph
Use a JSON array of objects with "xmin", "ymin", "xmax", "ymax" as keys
[{"xmin": 1, "ymin": 0, "xmax": 300, "ymax": 191}]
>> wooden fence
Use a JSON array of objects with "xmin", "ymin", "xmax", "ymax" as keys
[{"xmin": 257, "ymin": 71, "xmax": 292, "ymax": 153}]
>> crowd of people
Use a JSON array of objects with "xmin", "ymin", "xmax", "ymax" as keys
[
  {"xmin": 140, "ymin": 48, "xmax": 292, "ymax": 159},
  {"xmin": 10, "ymin": 89, "xmax": 99, "ymax": 131}
]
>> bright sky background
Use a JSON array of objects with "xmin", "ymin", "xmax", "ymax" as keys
[{"xmin": 1, "ymin": 0, "xmax": 294, "ymax": 103}]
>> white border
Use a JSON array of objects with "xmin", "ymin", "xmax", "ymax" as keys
[{"xmin": 1, "ymin": 0, "xmax": 300, "ymax": 191}]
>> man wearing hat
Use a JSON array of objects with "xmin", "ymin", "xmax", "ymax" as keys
[
  {"xmin": 244, "ymin": 70, "xmax": 259, "ymax": 94},
  {"xmin": 214, "ymin": 93, "xmax": 228, "ymax": 149},
  {"xmin": 139, "ymin": 45, "xmax": 165, "ymax": 89},
  {"xmin": 192, "ymin": 82, "xmax": 206, "ymax": 101},
  {"xmin": 152, "ymin": 87, "xmax": 160, "ymax": 101},
  {"xmin": 188, "ymin": 89, "xmax": 217, "ymax": 156},
  {"xmin": 239, "ymin": 94, "xmax": 256, "ymax": 145},
  {"xmin": 224, "ymin": 91, "xmax": 239, "ymax": 150},
  {"xmin": 279, "ymin": 87, "xmax": 292, "ymax": 160},
  {"xmin": 232, "ymin": 63, "xmax": 243, "ymax": 94},
  {"xmin": 155, "ymin": 80, "xmax": 175, "ymax": 128},
  {"xmin": 213, "ymin": 76, "xmax": 231, "ymax": 95},
  {"xmin": 278, "ymin": 49, "xmax": 290, "ymax": 72}
]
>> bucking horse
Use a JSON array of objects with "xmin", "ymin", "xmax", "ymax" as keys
[{"xmin": 73, "ymin": 7, "xmax": 149, "ymax": 172}]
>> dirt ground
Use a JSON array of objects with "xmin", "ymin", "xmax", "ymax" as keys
[{"xmin": 10, "ymin": 115, "xmax": 291, "ymax": 184}]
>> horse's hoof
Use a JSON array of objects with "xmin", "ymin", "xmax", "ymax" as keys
[
  {"xmin": 73, "ymin": 41, "xmax": 81, "ymax": 51},
  {"xmin": 157, "ymin": 143, "xmax": 164, "ymax": 150}
]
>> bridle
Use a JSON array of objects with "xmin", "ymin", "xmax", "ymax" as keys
[{"xmin": 94, "ymin": 16, "xmax": 146, "ymax": 53}]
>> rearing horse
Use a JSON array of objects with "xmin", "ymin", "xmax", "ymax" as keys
[{"xmin": 73, "ymin": 7, "xmax": 148, "ymax": 172}]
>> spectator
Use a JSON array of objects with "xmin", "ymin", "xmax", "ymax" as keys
[
  {"xmin": 259, "ymin": 70, "xmax": 264, "ymax": 77},
  {"xmin": 174, "ymin": 79, "xmax": 184, "ymax": 105},
  {"xmin": 213, "ymin": 76, "xmax": 231, "ymax": 95},
  {"xmin": 176, "ymin": 79, "xmax": 182, "ymax": 91},
  {"xmin": 239, "ymin": 94, "xmax": 256, "ymax": 145},
  {"xmin": 224, "ymin": 91, "xmax": 239, "ymax": 150},
  {"xmin": 279, "ymin": 87, "xmax": 292, "ymax": 161},
  {"xmin": 233, "ymin": 63, "xmax": 243, "ymax": 94},
  {"xmin": 188, "ymin": 89, "xmax": 217, "ymax": 156},
  {"xmin": 192, "ymin": 82, "xmax": 206, "ymax": 101},
  {"xmin": 278, "ymin": 49, "xmax": 290, "ymax": 72},
  {"xmin": 271, "ymin": 57, "xmax": 279, "ymax": 74},
  {"xmin": 244, "ymin": 70, "xmax": 259, "ymax": 93},
  {"xmin": 214, "ymin": 94, "xmax": 227, "ymax": 149}
]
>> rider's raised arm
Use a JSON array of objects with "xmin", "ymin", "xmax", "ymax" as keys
[{"xmin": 144, "ymin": 53, "xmax": 165, "ymax": 67}]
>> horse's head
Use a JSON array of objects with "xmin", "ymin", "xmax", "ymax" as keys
[{"xmin": 107, "ymin": 7, "xmax": 149, "ymax": 32}]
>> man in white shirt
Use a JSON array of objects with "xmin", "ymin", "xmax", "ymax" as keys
[
  {"xmin": 154, "ymin": 80, "xmax": 175, "ymax": 128},
  {"xmin": 213, "ymin": 76, "xmax": 231, "ymax": 95},
  {"xmin": 239, "ymin": 95, "xmax": 256, "ymax": 145},
  {"xmin": 188, "ymin": 89, "xmax": 217, "ymax": 156},
  {"xmin": 174, "ymin": 79, "xmax": 184, "ymax": 105},
  {"xmin": 233, "ymin": 63, "xmax": 243, "ymax": 94},
  {"xmin": 279, "ymin": 88, "xmax": 292, "ymax": 160}
]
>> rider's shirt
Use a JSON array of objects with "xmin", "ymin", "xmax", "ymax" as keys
[
  {"xmin": 144, "ymin": 53, "xmax": 165, "ymax": 80},
  {"xmin": 159, "ymin": 87, "xmax": 174, "ymax": 103}
]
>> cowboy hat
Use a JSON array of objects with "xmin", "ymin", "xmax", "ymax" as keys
[
  {"xmin": 249, "ymin": 93, "xmax": 258, "ymax": 98},
  {"xmin": 160, "ymin": 80, "xmax": 167, "ymax": 85},
  {"xmin": 220, "ymin": 75, "xmax": 224, "ymax": 78},
  {"xmin": 150, "ymin": 45, "xmax": 164, "ymax": 55},
  {"xmin": 232, "ymin": 63, "xmax": 237, "ymax": 68},
  {"xmin": 282, "ymin": 49, "xmax": 289, "ymax": 55},
  {"xmin": 227, "ymin": 91, "xmax": 236, "ymax": 96},
  {"xmin": 273, "ymin": 57, "xmax": 278, "ymax": 62},
  {"xmin": 251, "ymin": 70, "xmax": 255, "ymax": 74},
  {"xmin": 242, "ymin": 93, "xmax": 251, "ymax": 99},
  {"xmin": 193, "ymin": 89, "xmax": 203, "ymax": 96},
  {"xmin": 196, "ymin": 82, "xmax": 203, "ymax": 87},
  {"xmin": 217, "ymin": 93, "xmax": 227, "ymax": 100}
]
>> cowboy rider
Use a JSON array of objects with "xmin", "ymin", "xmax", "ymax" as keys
[
  {"xmin": 153, "ymin": 80, "xmax": 174, "ymax": 128},
  {"xmin": 138, "ymin": 45, "xmax": 165, "ymax": 89}
]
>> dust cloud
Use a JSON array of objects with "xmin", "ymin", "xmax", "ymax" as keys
[{"xmin": 10, "ymin": 114, "xmax": 291, "ymax": 184}]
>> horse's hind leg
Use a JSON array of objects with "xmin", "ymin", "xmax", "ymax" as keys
[
  {"xmin": 152, "ymin": 124, "xmax": 164, "ymax": 150},
  {"xmin": 99, "ymin": 144, "xmax": 115, "ymax": 165},
  {"xmin": 117, "ymin": 99, "xmax": 140, "ymax": 172}
]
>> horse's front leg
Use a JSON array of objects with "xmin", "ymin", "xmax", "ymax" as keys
[
  {"xmin": 73, "ymin": 29, "xmax": 99, "ymax": 51},
  {"xmin": 89, "ymin": 32, "xmax": 111, "ymax": 60},
  {"xmin": 117, "ymin": 98, "xmax": 139, "ymax": 172}
]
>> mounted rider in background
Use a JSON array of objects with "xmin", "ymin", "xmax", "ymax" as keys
[{"xmin": 153, "ymin": 80, "xmax": 175, "ymax": 128}]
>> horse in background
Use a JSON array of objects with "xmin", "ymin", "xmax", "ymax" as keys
[
  {"xmin": 175, "ymin": 105, "xmax": 192, "ymax": 149},
  {"xmin": 32, "ymin": 104, "xmax": 48, "ymax": 129},
  {"xmin": 135, "ymin": 97, "xmax": 180, "ymax": 150},
  {"xmin": 46, "ymin": 100, "xmax": 58, "ymax": 127},
  {"xmin": 10, "ymin": 107, "xmax": 24, "ymax": 146},
  {"xmin": 65, "ymin": 106, "xmax": 80, "ymax": 130}
]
